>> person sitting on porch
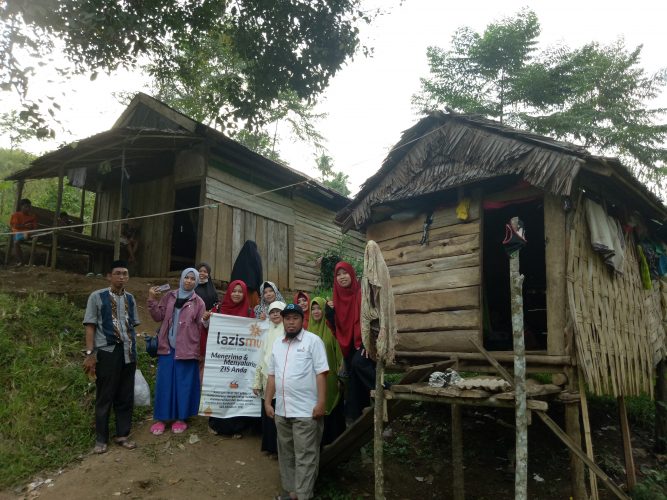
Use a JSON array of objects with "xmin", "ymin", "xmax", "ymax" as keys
[
  {"xmin": 120, "ymin": 216, "xmax": 140, "ymax": 263},
  {"xmin": 9, "ymin": 198, "xmax": 37, "ymax": 266}
]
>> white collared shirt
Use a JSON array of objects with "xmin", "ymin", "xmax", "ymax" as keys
[{"xmin": 268, "ymin": 329, "xmax": 329, "ymax": 418}]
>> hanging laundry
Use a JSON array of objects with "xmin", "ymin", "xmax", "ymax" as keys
[{"xmin": 584, "ymin": 198, "xmax": 625, "ymax": 274}]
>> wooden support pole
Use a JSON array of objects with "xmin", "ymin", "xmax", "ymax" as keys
[
  {"xmin": 508, "ymin": 236, "xmax": 527, "ymax": 500},
  {"xmin": 656, "ymin": 358, "xmax": 667, "ymax": 453},
  {"xmin": 565, "ymin": 369, "xmax": 587, "ymax": 500},
  {"xmin": 79, "ymin": 188, "xmax": 86, "ymax": 225},
  {"xmin": 51, "ymin": 166, "xmax": 65, "ymax": 269},
  {"xmin": 578, "ymin": 369, "xmax": 599, "ymax": 500},
  {"xmin": 373, "ymin": 357, "xmax": 385, "ymax": 500},
  {"xmin": 617, "ymin": 396, "xmax": 636, "ymax": 491},
  {"xmin": 451, "ymin": 404, "xmax": 464, "ymax": 500},
  {"xmin": 535, "ymin": 411, "xmax": 630, "ymax": 500}
]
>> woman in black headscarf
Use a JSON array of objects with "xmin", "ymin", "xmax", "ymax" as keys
[
  {"xmin": 194, "ymin": 262, "xmax": 218, "ymax": 310},
  {"xmin": 230, "ymin": 240, "xmax": 263, "ymax": 309}
]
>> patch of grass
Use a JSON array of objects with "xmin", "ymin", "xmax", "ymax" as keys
[
  {"xmin": 587, "ymin": 393, "xmax": 656, "ymax": 431},
  {"xmin": 0, "ymin": 293, "xmax": 156, "ymax": 489},
  {"xmin": 632, "ymin": 466, "xmax": 667, "ymax": 499}
]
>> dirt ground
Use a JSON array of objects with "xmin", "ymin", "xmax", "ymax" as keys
[{"xmin": 1, "ymin": 264, "xmax": 665, "ymax": 499}]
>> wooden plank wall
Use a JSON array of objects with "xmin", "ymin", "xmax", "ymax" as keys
[
  {"xmin": 205, "ymin": 162, "xmax": 364, "ymax": 293},
  {"xmin": 293, "ymin": 197, "xmax": 365, "ymax": 292},
  {"xmin": 366, "ymin": 196, "xmax": 482, "ymax": 352},
  {"xmin": 199, "ymin": 200, "xmax": 292, "ymax": 291},
  {"xmin": 91, "ymin": 175, "xmax": 175, "ymax": 276},
  {"xmin": 129, "ymin": 175, "xmax": 175, "ymax": 276}
]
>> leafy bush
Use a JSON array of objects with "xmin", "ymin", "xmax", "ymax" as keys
[{"xmin": 312, "ymin": 235, "xmax": 364, "ymax": 297}]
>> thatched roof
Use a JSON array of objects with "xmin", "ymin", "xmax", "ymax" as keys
[{"xmin": 337, "ymin": 111, "xmax": 666, "ymax": 231}]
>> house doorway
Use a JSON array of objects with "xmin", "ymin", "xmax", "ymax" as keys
[
  {"xmin": 170, "ymin": 185, "xmax": 200, "ymax": 271},
  {"xmin": 482, "ymin": 197, "xmax": 547, "ymax": 351}
]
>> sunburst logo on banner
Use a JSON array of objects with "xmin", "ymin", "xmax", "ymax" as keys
[{"xmin": 249, "ymin": 323, "xmax": 262, "ymax": 337}]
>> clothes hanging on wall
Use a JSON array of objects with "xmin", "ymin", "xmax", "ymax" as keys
[{"xmin": 584, "ymin": 197, "xmax": 625, "ymax": 274}]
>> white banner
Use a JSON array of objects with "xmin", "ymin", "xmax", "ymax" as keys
[{"xmin": 199, "ymin": 313, "xmax": 268, "ymax": 418}]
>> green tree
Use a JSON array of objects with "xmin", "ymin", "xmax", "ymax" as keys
[
  {"xmin": 413, "ymin": 9, "xmax": 667, "ymax": 180},
  {"xmin": 315, "ymin": 153, "xmax": 350, "ymax": 196},
  {"xmin": 1, "ymin": 1, "xmax": 374, "ymax": 133}
]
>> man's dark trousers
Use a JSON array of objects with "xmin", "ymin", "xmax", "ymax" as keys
[{"xmin": 95, "ymin": 344, "xmax": 135, "ymax": 444}]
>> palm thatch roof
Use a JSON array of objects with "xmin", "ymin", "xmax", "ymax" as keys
[{"xmin": 336, "ymin": 111, "xmax": 666, "ymax": 231}]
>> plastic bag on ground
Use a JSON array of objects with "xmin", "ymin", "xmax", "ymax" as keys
[{"xmin": 134, "ymin": 369, "xmax": 151, "ymax": 406}]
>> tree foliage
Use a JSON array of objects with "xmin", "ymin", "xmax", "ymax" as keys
[
  {"xmin": 413, "ymin": 9, "xmax": 667, "ymax": 180},
  {"xmin": 315, "ymin": 153, "xmax": 351, "ymax": 196},
  {"xmin": 1, "ymin": 0, "xmax": 373, "ymax": 133}
]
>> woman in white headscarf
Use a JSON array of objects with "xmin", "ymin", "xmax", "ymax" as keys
[
  {"xmin": 252, "ymin": 300, "xmax": 286, "ymax": 454},
  {"xmin": 253, "ymin": 281, "xmax": 285, "ymax": 320},
  {"xmin": 148, "ymin": 268, "xmax": 207, "ymax": 435}
]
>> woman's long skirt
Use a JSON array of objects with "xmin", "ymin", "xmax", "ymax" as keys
[
  {"xmin": 154, "ymin": 350, "xmax": 201, "ymax": 421},
  {"xmin": 260, "ymin": 398, "xmax": 277, "ymax": 453}
]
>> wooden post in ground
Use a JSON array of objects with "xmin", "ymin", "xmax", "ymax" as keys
[
  {"xmin": 507, "ymin": 216, "xmax": 527, "ymax": 500},
  {"xmin": 451, "ymin": 404, "xmax": 464, "ymax": 500},
  {"xmin": 373, "ymin": 357, "xmax": 385, "ymax": 500},
  {"xmin": 618, "ymin": 396, "xmax": 636, "ymax": 491},
  {"xmin": 51, "ymin": 165, "xmax": 65, "ymax": 269},
  {"xmin": 578, "ymin": 369, "xmax": 599, "ymax": 500},
  {"xmin": 566, "ymin": 368, "xmax": 587, "ymax": 500},
  {"xmin": 656, "ymin": 358, "xmax": 667, "ymax": 453}
]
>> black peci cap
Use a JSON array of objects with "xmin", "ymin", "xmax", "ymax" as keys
[{"xmin": 281, "ymin": 303, "xmax": 304, "ymax": 318}]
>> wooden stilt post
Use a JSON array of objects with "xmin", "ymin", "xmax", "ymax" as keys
[
  {"xmin": 507, "ymin": 216, "xmax": 527, "ymax": 500},
  {"xmin": 51, "ymin": 165, "xmax": 65, "ymax": 270},
  {"xmin": 566, "ymin": 367, "xmax": 587, "ymax": 500},
  {"xmin": 578, "ymin": 369, "xmax": 599, "ymax": 500},
  {"xmin": 451, "ymin": 404, "xmax": 464, "ymax": 500},
  {"xmin": 374, "ymin": 357, "xmax": 385, "ymax": 500},
  {"xmin": 618, "ymin": 396, "xmax": 636, "ymax": 491},
  {"xmin": 656, "ymin": 358, "xmax": 667, "ymax": 453}
]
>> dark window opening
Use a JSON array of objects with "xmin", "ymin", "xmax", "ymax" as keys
[
  {"xmin": 170, "ymin": 185, "xmax": 200, "ymax": 271},
  {"xmin": 482, "ymin": 198, "xmax": 547, "ymax": 351}
]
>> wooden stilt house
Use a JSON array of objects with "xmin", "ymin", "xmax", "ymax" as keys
[
  {"xmin": 330, "ymin": 111, "xmax": 667, "ymax": 497},
  {"xmin": 5, "ymin": 93, "xmax": 364, "ymax": 291}
]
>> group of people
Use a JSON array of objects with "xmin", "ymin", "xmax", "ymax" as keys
[{"xmin": 82, "ymin": 255, "xmax": 373, "ymax": 500}]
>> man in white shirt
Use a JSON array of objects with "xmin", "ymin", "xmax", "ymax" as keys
[{"xmin": 265, "ymin": 303, "xmax": 329, "ymax": 500}]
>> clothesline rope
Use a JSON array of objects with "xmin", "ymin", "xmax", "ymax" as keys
[{"xmin": 1, "ymin": 179, "xmax": 312, "ymax": 237}]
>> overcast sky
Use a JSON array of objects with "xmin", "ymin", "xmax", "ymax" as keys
[{"xmin": 2, "ymin": 0, "xmax": 666, "ymax": 195}]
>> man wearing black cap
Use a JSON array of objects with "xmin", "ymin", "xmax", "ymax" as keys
[
  {"xmin": 83, "ymin": 260, "xmax": 141, "ymax": 454},
  {"xmin": 264, "ymin": 303, "xmax": 329, "ymax": 500}
]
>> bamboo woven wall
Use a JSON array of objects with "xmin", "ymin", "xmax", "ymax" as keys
[{"xmin": 567, "ymin": 204, "xmax": 666, "ymax": 397}]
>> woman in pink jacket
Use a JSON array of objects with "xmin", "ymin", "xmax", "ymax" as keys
[{"xmin": 148, "ymin": 268, "xmax": 207, "ymax": 435}]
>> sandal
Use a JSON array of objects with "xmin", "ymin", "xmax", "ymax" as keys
[
  {"xmin": 171, "ymin": 421, "xmax": 188, "ymax": 434},
  {"xmin": 150, "ymin": 422, "xmax": 166, "ymax": 435},
  {"xmin": 113, "ymin": 438, "xmax": 137, "ymax": 450},
  {"xmin": 93, "ymin": 442, "xmax": 108, "ymax": 454}
]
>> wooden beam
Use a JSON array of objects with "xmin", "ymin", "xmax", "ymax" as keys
[
  {"xmin": 469, "ymin": 338, "xmax": 514, "ymax": 386},
  {"xmin": 395, "ymin": 351, "xmax": 571, "ymax": 365},
  {"xmin": 79, "ymin": 188, "xmax": 86, "ymax": 226},
  {"xmin": 544, "ymin": 193, "xmax": 567, "ymax": 355},
  {"xmin": 373, "ymin": 358, "xmax": 385, "ymax": 500},
  {"xmin": 383, "ymin": 390, "xmax": 549, "ymax": 410},
  {"xmin": 535, "ymin": 411, "xmax": 630, "ymax": 500},
  {"xmin": 618, "ymin": 396, "xmax": 636, "ymax": 491},
  {"xmin": 114, "ymin": 149, "xmax": 125, "ymax": 260}
]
